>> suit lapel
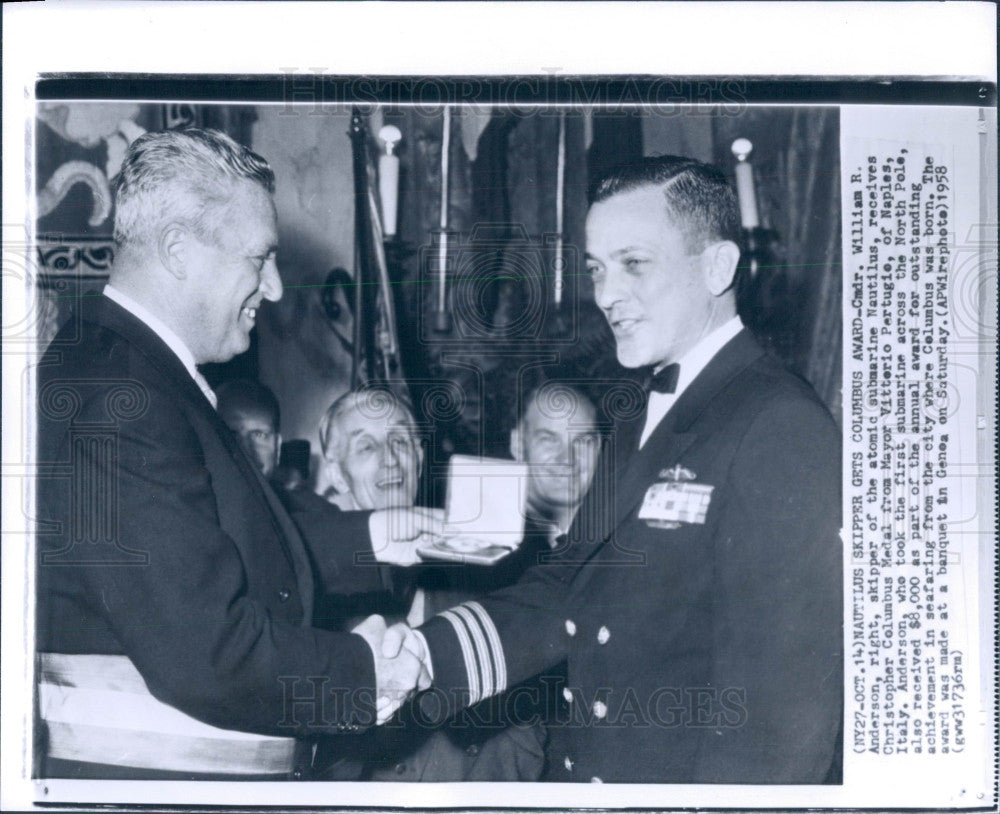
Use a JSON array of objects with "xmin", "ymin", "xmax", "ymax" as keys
[
  {"xmin": 657, "ymin": 328, "xmax": 764, "ymax": 436},
  {"xmin": 89, "ymin": 297, "xmax": 316, "ymax": 625},
  {"xmin": 91, "ymin": 296, "xmax": 211, "ymax": 414},
  {"xmin": 567, "ymin": 329, "xmax": 766, "ymax": 573},
  {"xmin": 203, "ymin": 414, "xmax": 317, "ymax": 625},
  {"xmin": 610, "ymin": 330, "xmax": 765, "ymax": 527}
]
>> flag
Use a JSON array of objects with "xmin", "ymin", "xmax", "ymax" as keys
[{"xmin": 458, "ymin": 103, "xmax": 493, "ymax": 163}]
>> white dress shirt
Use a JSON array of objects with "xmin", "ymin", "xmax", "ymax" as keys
[
  {"xmin": 103, "ymin": 284, "xmax": 217, "ymax": 409},
  {"xmin": 638, "ymin": 315, "xmax": 744, "ymax": 449}
]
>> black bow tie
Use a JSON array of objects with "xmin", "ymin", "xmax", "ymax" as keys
[{"xmin": 646, "ymin": 363, "xmax": 680, "ymax": 394}]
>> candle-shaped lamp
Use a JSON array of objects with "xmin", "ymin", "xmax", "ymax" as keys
[
  {"xmin": 553, "ymin": 111, "xmax": 566, "ymax": 307},
  {"xmin": 439, "ymin": 106, "xmax": 451, "ymax": 231},
  {"xmin": 731, "ymin": 138, "xmax": 760, "ymax": 229},
  {"xmin": 377, "ymin": 124, "xmax": 402, "ymax": 238},
  {"xmin": 434, "ymin": 107, "xmax": 452, "ymax": 331}
]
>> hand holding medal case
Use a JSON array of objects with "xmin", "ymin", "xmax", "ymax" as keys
[{"xmin": 417, "ymin": 455, "xmax": 528, "ymax": 564}]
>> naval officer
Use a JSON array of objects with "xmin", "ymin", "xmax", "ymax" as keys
[{"xmin": 406, "ymin": 154, "xmax": 843, "ymax": 783}]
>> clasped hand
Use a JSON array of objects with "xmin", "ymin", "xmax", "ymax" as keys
[{"xmin": 352, "ymin": 614, "xmax": 431, "ymax": 724}]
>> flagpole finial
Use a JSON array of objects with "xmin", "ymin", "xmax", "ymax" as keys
[
  {"xmin": 379, "ymin": 125, "xmax": 402, "ymax": 156},
  {"xmin": 731, "ymin": 137, "xmax": 753, "ymax": 162}
]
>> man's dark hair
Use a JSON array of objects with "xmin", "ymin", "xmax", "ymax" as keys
[
  {"xmin": 507, "ymin": 365, "xmax": 612, "ymax": 436},
  {"xmin": 520, "ymin": 380, "xmax": 597, "ymax": 429},
  {"xmin": 216, "ymin": 379, "xmax": 281, "ymax": 431},
  {"xmin": 591, "ymin": 154, "xmax": 741, "ymax": 252}
]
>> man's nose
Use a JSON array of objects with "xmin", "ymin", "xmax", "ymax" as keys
[
  {"xmin": 593, "ymin": 269, "xmax": 625, "ymax": 311},
  {"xmin": 260, "ymin": 258, "xmax": 283, "ymax": 302},
  {"xmin": 382, "ymin": 443, "xmax": 400, "ymax": 468}
]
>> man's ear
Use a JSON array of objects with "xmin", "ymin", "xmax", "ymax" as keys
[
  {"xmin": 158, "ymin": 223, "xmax": 191, "ymax": 280},
  {"xmin": 415, "ymin": 438, "xmax": 425, "ymax": 472},
  {"xmin": 327, "ymin": 460, "xmax": 351, "ymax": 495},
  {"xmin": 700, "ymin": 240, "xmax": 741, "ymax": 297},
  {"xmin": 509, "ymin": 426, "xmax": 523, "ymax": 462}
]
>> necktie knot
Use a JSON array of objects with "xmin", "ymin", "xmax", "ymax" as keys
[{"xmin": 646, "ymin": 363, "xmax": 680, "ymax": 395}]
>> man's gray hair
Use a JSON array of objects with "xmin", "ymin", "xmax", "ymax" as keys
[
  {"xmin": 112, "ymin": 128, "xmax": 275, "ymax": 249},
  {"xmin": 318, "ymin": 387, "xmax": 417, "ymax": 460}
]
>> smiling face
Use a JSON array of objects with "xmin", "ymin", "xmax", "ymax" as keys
[
  {"xmin": 327, "ymin": 402, "xmax": 423, "ymax": 511},
  {"xmin": 513, "ymin": 387, "xmax": 600, "ymax": 519},
  {"xmin": 586, "ymin": 186, "xmax": 716, "ymax": 370},
  {"xmin": 183, "ymin": 180, "xmax": 282, "ymax": 364}
]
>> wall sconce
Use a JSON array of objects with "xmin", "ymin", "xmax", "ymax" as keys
[{"xmin": 731, "ymin": 138, "xmax": 776, "ymax": 277}]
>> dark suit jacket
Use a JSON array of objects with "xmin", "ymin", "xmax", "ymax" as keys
[
  {"xmin": 421, "ymin": 330, "xmax": 843, "ymax": 783},
  {"xmin": 35, "ymin": 296, "xmax": 389, "ymax": 776}
]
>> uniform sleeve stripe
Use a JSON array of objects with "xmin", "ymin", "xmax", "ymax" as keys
[
  {"xmin": 463, "ymin": 601, "xmax": 507, "ymax": 693},
  {"xmin": 439, "ymin": 609, "xmax": 480, "ymax": 703},
  {"xmin": 453, "ymin": 609, "xmax": 489, "ymax": 703},
  {"xmin": 453, "ymin": 604, "xmax": 495, "ymax": 700}
]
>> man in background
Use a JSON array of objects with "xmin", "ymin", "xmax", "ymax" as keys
[
  {"xmin": 216, "ymin": 379, "xmax": 307, "ymax": 491},
  {"xmin": 317, "ymin": 388, "xmax": 424, "ymax": 513},
  {"xmin": 216, "ymin": 379, "xmax": 282, "ymax": 481},
  {"xmin": 510, "ymin": 381, "xmax": 602, "ymax": 546},
  {"xmin": 423, "ymin": 380, "xmax": 602, "ymax": 613}
]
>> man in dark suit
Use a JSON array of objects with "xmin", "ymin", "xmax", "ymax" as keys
[
  {"xmin": 34, "ymin": 128, "xmax": 438, "ymax": 780},
  {"xmin": 406, "ymin": 155, "xmax": 843, "ymax": 783}
]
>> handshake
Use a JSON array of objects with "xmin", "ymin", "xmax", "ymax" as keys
[{"xmin": 352, "ymin": 615, "xmax": 432, "ymax": 725}]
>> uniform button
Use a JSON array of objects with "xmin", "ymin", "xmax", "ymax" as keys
[
  {"xmin": 565, "ymin": 619, "xmax": 577, "ymax": 636},
  {"xmin": 465, "ymin": 744, "xmax": 480, "ymax": 757},
  {"xmin": 292, "ymin": 768, "xmax": 303, "ymax": 780},
  {"xmin": 592, "ymin": 700, "xmax": 607, "ymax": 720},
  {"xmin": 562, "ymin": 687, "xmax": 574, "ymax": 704},
  {"xmin": 597, "ymin": 625, "xmax": 610, "ymax": 644},
  {"xmin": 394, "ymin": 763, "xmax": 406, "ymax": 774},
  {"xmin": 563, "ymin": 756, "xmax": 574, "ymax": 772},
  {"xmin": 591, "ymin": 776, "xmax": 603, "ymax": 784},
  {"xmin": 278, "ymin": 588, "xmax": 291, "ymax": 602}
]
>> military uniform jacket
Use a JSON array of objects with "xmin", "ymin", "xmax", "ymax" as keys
[
  {"xmin": 36, "ymin": 297, "xmax": 387, "ymax": 775},
  {"xmin": 421, "ymin": 330, "xmax": 843, "ymax": 784}
]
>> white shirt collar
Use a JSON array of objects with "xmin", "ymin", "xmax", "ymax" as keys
[
  {"xmin": 639, "ymin": 315, "xmax": 744, "ymax": 448},
  {"xmin": 103, "ymin": 284, "xmax": 201, "ymax": 385},
  {"xmin": 661, "ymin": 314, "xmax": 745, "ymax": 398}
]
